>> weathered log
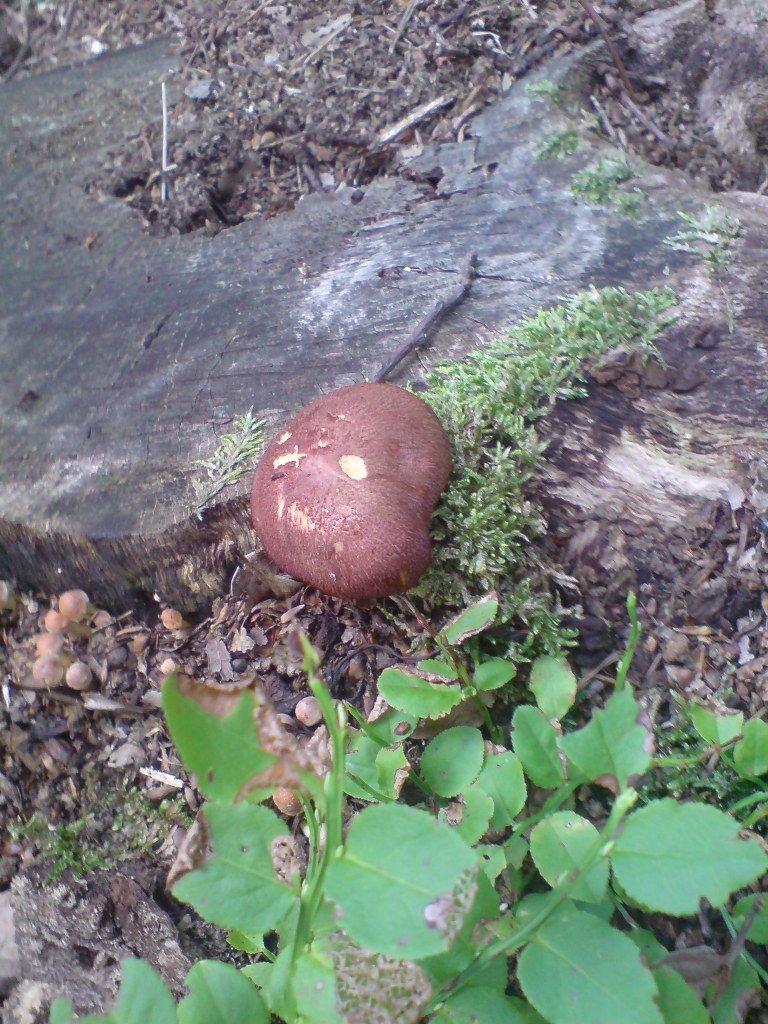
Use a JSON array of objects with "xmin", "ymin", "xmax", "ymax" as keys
[{"xmin": 1, "ymin": 4, "xmax": 767, "ymax": 611}]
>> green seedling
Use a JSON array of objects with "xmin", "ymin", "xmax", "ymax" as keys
[
  {"xmin": 52, "ymin": 593, "xmax": 768, "ymax": 1024},
  {"xmin": 191, "ymin": 406, "xmax": 265, "ymax": 515},
  {"xmin": 570, "ymin": 153, "xmax": 634, "ymax": 206},
  {"xmin": 524, "ymin": 79, "xmax": 562, "ymax": 106},
  {"xmin": 535, "ymin": 128, "xmax": 580, "ymax": 162}
]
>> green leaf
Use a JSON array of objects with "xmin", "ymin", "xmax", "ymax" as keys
[
  {"xmin": 358, "ymin": 707, "xmax": 418, "ymax": 745},
  {"xmin": 290, "ymin": 946, "xmax": 343, "ymax": 1024},
  {"xmin": 440, "ymin": 593, "xmax": 499, "ymax": 646},
  {"xmin": 475, "ymin": 750, "xmax": 527, "ymax": 829},
  {"xmin": 612, "ymin": 798, "xmax": 768, "ymax": 914},
  {"xmin": 652, "ymin": 967, "xmax": 710, "ymax": 1024},
  {"xmin": 439, "ymin": 783, "xmax": 494, "ymax": 846},
  {"xmin": 529, "ymin": 655, "xmax": 576, "ymax": 719},
  {"xmin": 731, "ymin": 892, "xmax": 768, "ymax": 942},
  {"xmin": 733, "ymin": 717, "xmax": 768, "ymax": 777},
  {"xmin": 473, "ymin": 658, "xmax": 515, "ymax": 692},
  {"xmin": 345, "ymin": 732, "xmax": 408, "ymax": 802},
  {"xmin": 421, "ymin": 727, "xmax": 485, "ymax": 798},
  {"xmin": 559, "ymin": 686, "xmax": 651, "ymax": 788},
  {"xmin": 690, "ymin": 705, "xmax": 743, "ymax": 746},
  {"xmin": 172, "ymin": 802, "xmax": 296, "ymax": 932},
  {"xmin": 434, "ymin": 987, "xmax": 534, "ymax": 1023},
  {"xmin": 177, "ymin": 961, "xmax": 268, "ymax": 1024},
  {"xmin": 511, "ymin": 705, "xmax": 565, "ymax": 789},
  {"xmin": 712, "ymin": 958, "xmax": 759, "ymax": 1024},
  {"xmin": 529, "ymin": 811, "xmax": 608, "ymax": 903},
  {"xmin": 476, "ymin": 844, "xmax": 506, "ymax": 882},
  {"xmin": 518, "ymin": 904, "xmax": 663, "ymax": 1024},
  {"xmin": 377, "ymin": 668, "xmax": 464, "ymax": 720},
  {"xmin": 114, "ymin": 960, "xmax": 177, "ymax": 1024},
  {"xmin": 49, "ymin": 999, "xmax": 76, "ymax": 1024},
  {"xmin": 325, "ymin": 803, "xmax": 478, "ymax": 959},
  {"xmin": 162, "ymin": 679, "xmax": 274, "ymax": 802}
]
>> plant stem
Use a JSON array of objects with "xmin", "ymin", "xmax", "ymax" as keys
[{"xmin": 426, "ymin": 787, "xmax": 638, "ymax": 1013}]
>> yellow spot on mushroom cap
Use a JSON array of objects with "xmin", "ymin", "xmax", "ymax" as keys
[
  {"xmin": 288, "ymin": 502, "xmax": 315, "ymax": 532},
  {"xmin": 273, "ymin": 446, "xmax": 307, "ymax": 470},
  {"xmin": 277, "ymin": 431, "xmax": 292, "ymax": 445},
  {"xmin": 338, "ymin": 454, "xmax": 367, "ymax": 480}
]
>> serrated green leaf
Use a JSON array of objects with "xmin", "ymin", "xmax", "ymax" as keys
[
  {"xmin": 325, "ymin": 804, "xmax": 478, "ymax": 959},
  {"xmin": 440, "ymin": 594, "xmax": 499, "ymax": 646},
  {"xmin": 734, "ymin": 717, "xmax": 768, "ymax": 777},
  {"xmin": 529, "ymin": 655, "xmax": 576, "ymax": 719},
  {"xmin": 511, "ymin": 705, "xmax": 565, "ymax": 788},
  {"xmin": 377, "ymin": 668, "xmax": 464, "ymax": 719},
  {"xmin": 690, "ymin": 704, "xmax": 743, "ymax": 746},
  {"xmin": 114, "ymin": 960, "xmax": 177, "ymax": 1024},
  {"xmin": 177, "ymin": 961, "xmax": 268, "ymax": 1024},
  {"xmin": 162, "ymin": 679, "xmax": 274, "ymax": 802},
  {"xmin": 476, "ymin": 750, "xmax": 527, "ymax": 829},
  {"xmin": 172, "ymin": 802, "xmax": 296, "ymax": 932},
  {"xmin": 422, "ymin": 727, "xmax": 484, "ymax": 797},
  {"xmin": 652, "ymin": 967, "xmax": 710, "ymax": 1024},
  {"xmin": 420, "ymin": 872, "xmax": 504, "ymax": 990},
  {"xmin": 434, "ymin": 987, "xmax": 534, "ymax": 1023},
  {"xmin": 612, "ymin": 798, "xmax": 768, "ymax": 914},
  {"xmin": 473, "ymin": 658, "xmax": 515, "ymax": 692},
  {"xmin": 559, "ymin": 686, "xmax": 651, "ymax": 788},
  {"xmin": 529, "ymin": 811, "xmax": 608, "ymax": 903},
  {"xmin": 732, "ymin": 892, "xmax": 768, "ymax": 942},
  {"xmin": 345, "ymin": 732, "xmax": 408, "ymax": 802},
  {"xmin": 476, "ymin": 844, "xmax": 506, "ymax": 882},
  {"xmin": 518, "ymin": 904, "xmax": 663, "ymax": 1024},
  {"xmin": 440, "ymin": 783, "xmax": 494, "ymax": 846}
]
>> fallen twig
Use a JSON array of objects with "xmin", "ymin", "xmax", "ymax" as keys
[
  {"xmin": 160, "ymin": 80, "xmax": 169, "ymax": 203},
  {"xmin": 389, "ymin": 0, "xmax": 420, "ymax": 55},
  {"xmin": 575, "ymin": 0, "xmax": 638, "ymax": 105},
  {"xmin": 377, "ymin": 92, "xmax": 456, "ymax": 146},
  {"xmin": 619, "ymin": 92, "xmax": 674, "ymax": 149},
  {"xmin": 372, "ymin": 253, "xmax": 477, "ymax": 383}
]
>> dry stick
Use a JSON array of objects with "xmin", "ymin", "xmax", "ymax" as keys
[
  {"xmin": 389, "ymin": 0, "xmax": 420, "ymax": 55},
  {"xmin": 575, "ymin": 0, "xmax": 638, "ymax": 105},
  {"xmin": 160, "ymin": 80, "xmax": 169, "ymax": 204},
  {"xmin": 619, "ymin": 92, "xmax": 674, "ymax": 149},
  {"xmin": 372, "ymin": 253, "xmax": 477, "ymax": 384}
]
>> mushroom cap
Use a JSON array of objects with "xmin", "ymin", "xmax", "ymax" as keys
[{"xmin": 250, "ymin": 383, "xmax": 451, "ymax": 599}]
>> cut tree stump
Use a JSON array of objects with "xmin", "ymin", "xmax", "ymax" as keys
[{"xmin": 1, "ymin": 4, "xmax": 767, "ymax": 610}]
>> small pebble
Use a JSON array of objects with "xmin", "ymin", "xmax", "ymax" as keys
[
  {"xmin": 106, "ymin": 645, "xmax": 129, "ymax": 668},
  {"xmin": 662, "ymin": 632, "xmax": 689, "ymax": 664}
]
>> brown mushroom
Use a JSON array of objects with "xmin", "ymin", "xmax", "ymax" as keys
[{"xmin": 250, "ymin": 383, "xmax": 451, "ymax": 599}]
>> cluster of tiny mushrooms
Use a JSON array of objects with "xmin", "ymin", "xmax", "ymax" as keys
[{"xmin": 250, "ymin": 254, "xmax": 475, "ymax": 600}]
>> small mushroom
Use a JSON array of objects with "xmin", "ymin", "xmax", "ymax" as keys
[{"xmin": 250, "ymin": 383, "xmax": 451, "ymax": 599}]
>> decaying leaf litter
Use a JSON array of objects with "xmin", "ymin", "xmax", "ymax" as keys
[{"xmin": 2, "ymin": 0, "xmax": 768, "ymax": 1018}]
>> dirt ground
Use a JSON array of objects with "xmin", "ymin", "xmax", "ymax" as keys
[{"xmin": 2, "ymin": 0, "xmax": 768, "ymax": 1019}]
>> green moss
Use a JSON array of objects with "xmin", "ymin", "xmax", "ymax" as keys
[
  {"xmin": 570, "ymin": 154, "xmax": 633, "ymax": 206},
  {"xmin": 10, "ymin": 774, "xmax": 192, "ymax": 883},
  {"xmin": 535, "ymin": 128, "xmax": 580, "ymax": 162},
  {"xmin": 418, "ymin": 285, "xmax": 677, "ymax": 658}
]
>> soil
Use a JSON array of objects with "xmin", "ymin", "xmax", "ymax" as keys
[{"xmin": 2, "ymin": 1, "xmax": 768, "ymax": 1021}]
